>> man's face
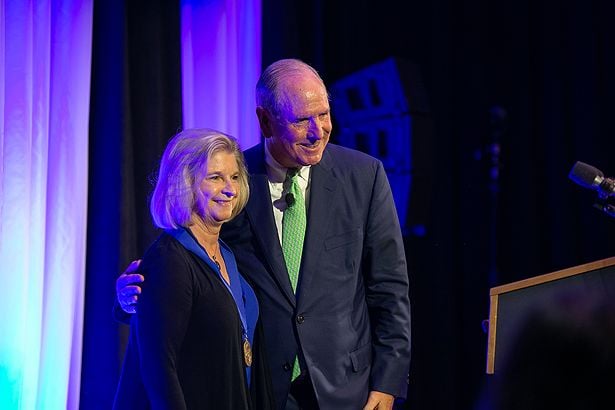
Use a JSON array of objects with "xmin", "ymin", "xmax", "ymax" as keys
[{"xmin": 261, "ymin": 74, "xmax": 332, "ymax": 168}]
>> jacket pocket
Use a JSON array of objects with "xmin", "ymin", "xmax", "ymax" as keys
[{"xmin": 349, "ymin": 343, "xmax": 372, "ymax": 372}]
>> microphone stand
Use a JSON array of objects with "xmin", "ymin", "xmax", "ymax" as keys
[{"xmin": 487, "ymin": 105, "xmax": 507, "ymax": 287}]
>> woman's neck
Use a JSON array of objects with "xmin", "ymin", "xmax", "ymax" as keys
[
  {"xmin": 190, "ymin": 217, "xmax": 220, "ymax": 251},
  {"xmin": 189, "ymin": 217, "xmax": 229, "ymax": 283}
]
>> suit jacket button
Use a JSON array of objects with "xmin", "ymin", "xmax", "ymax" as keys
[
  {"xmin": 283, "ymin": 362, "xmax": 291, "ymax": 371},
  {"xmin": 296, "ymin": 314, "xmax": 305, "ymax": 324}
]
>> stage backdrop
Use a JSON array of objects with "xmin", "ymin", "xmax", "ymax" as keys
[
  {"xmin": 181, "ymin": 0, "xmax": 262, "ymax": 148},
  {"xmin": 0, "ymin": 0, "xmax": 93, "ymax": 408}
]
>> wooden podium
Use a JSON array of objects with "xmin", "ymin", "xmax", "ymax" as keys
[{"xmin": 486, "ymin": 256, "xmax": 615, "ymax": 374}]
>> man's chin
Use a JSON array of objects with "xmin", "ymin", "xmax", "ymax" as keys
[
  {"xmin": 297, "ymin": 157, "xmax": 321, "ymax": 167},
  {"xmin": 296, "ymin": 150, "xmax": 325, "ymax": 166}
]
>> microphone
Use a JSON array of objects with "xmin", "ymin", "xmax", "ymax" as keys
[
  {"xmin": 285, "ymin": 193, "xmax": 295, "ymax": 207},
  {"xmin": 569, "ymin": 161, "xmax": 615, "ymax": 198}
]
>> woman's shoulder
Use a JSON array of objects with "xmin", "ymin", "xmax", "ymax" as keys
[
  {"xmin": 142, "ymin": 230, "xmax": 180, "ymax": 253},
  {"xmin": 140, "ymin": 231, "xmax": 191, "ymax": 270}
]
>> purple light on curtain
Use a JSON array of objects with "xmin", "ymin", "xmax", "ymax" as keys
[
  {"xmin": 180, "ymin": 0, "xmax": 262, "ymax": 150},
  {"xmin": 0, "ymin": 0, "xmax": 92, "ymax": 408}
]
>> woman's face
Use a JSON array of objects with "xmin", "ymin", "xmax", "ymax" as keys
[{"xmin": 198, "ymin": 151, "xmax": 240, "ymax": 225}]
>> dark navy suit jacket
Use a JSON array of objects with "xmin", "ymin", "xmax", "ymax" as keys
[{"xmin": 221, "ymin": 143, "xmax": 411, "ymax": 410}]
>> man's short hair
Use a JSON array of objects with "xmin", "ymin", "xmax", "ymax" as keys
[{"xmin": 255, "ymin": 58, "xmax": 329, "ymax": 115}]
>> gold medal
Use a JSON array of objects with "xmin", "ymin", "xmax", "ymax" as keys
[{"xmin": 243, "ymin": 339, "xmax": 253, "ymax": 367}]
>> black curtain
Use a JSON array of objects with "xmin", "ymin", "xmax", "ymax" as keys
[
  {"xmin": 82, "ymin": 0, "xmax": 615, "ymax": 409},
  {"xmin": 81, "ymin": 0, "xmax": 181, "ymax": 407}
]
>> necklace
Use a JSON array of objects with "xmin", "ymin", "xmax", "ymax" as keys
[
  {"xmin": 207, "ymin": 243, "xmax": 221, "ymax": 270},
  {"xmin": 211, "ymin": 252, "xmax": 221, "ymax": 271}
]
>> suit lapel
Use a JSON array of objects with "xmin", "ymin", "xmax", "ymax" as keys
[
  {"xmin": 297, "ymin": 149, "xmax": 338, "ymax": 302},
  {"xmin": 244, "ymin": 144, "xmax": 297, "ymax": 306}
]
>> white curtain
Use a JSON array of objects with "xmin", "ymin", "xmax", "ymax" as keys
[
  {"xmin": 180, "ymin": 0, "xmax": 262, "ymax": 149},
  {"xmin": 0, "ymin": 0, "xmax": 92, "ymax": 408}
]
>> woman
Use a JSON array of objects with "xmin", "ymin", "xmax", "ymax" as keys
[{"xmin": 113, "ymin": 129, "xmax": 273, "ymax": 409}]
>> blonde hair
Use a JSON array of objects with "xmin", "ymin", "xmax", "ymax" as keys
[{"xmin": 150, "ymin": 128, "xmax": 249, "ymax": 229}]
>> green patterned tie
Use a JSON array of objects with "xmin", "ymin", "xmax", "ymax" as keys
[{"xmin": 282, "ymin": 169, "xmax": 306, "ymax": 381}]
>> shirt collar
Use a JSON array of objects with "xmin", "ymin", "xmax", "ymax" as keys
[{"xmin": 264, "ymin": 141, "xmax": 310, "ymax": 183}]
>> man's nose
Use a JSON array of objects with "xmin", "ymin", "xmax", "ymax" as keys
[{"xmin": 307, "ymin": 117, "xmax": 325, "ymax": 140}]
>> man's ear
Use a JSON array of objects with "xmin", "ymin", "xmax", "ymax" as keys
[{"xmin": 256, "ymin": 107, "xmax": 273, "ymax": 138}]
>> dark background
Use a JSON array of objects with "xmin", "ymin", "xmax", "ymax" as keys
[{"xmin": 81, "ymin": 0, "xmax": 615, "ymax": 409}]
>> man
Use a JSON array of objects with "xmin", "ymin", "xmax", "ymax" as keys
[{"xmin": 116, "ymin": 58, "xmax": 411, "ymax": 410}]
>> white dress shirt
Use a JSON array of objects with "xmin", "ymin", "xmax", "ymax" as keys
[{"xmin": 264, "ymin": 143, "xmax": 311, "ymax": 245}]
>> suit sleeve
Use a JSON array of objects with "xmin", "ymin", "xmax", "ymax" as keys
[
  {"xmin": 364, "ymin": 161, "xmax": 411, "ymax": 397},
  {"xmin": 134, "ymin": 242, "xmax": 193, "ymax": 410}
]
